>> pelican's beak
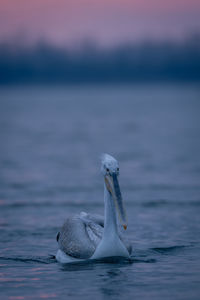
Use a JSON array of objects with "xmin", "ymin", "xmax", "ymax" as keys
[{"xmin": 105, "ymin": 173, "xmax": 127, "ymax": 230}]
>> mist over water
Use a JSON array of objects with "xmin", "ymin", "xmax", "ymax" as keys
[{"xmin": 0, "ymin": 84, "xmax": 200, "ymax": 299}]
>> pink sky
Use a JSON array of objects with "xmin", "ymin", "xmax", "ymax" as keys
[{"xmin": 0, "ymin": 0, "xmax": 200, "ymax": 47}]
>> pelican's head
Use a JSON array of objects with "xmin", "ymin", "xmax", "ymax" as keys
[{"xmin": 101, "ymin": 153, "xmax": 127, "ymax": 230}]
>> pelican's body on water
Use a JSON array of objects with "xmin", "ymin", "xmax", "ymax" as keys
[{"xmin": 56, "ymin": 154, "xmax": 131, "ymax": 263}]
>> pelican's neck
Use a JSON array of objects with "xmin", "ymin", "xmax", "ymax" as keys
[
  {"xmin": 91, "ymin": 181, "xmax": 129, "ymax": 259},
  {"xmin": 103, "ymin": 183, "xmax": 118, "ymax": 237}
]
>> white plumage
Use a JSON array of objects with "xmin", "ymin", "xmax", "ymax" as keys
[{"xmin": 56, "ymin": 154, "xmax": 131, "ymax": 263}]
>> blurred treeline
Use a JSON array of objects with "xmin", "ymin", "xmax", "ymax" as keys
[{"xmin": 0, "ymin": 34, "xmax": 200, "ymax": 84}]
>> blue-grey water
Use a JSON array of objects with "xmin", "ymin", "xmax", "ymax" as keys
[{"xmin": 0, "ymin": 84, "xmax": 200, "ymax": 300}]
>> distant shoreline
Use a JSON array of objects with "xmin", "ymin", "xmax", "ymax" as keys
[{"xmin": 1, "ymin": 36, "xmax": 200, "ymax": 84}]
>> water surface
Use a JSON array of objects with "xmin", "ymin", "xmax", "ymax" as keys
[{"xmin": 0, "ymin": 84, "xmax": 200, "ymax": 299}]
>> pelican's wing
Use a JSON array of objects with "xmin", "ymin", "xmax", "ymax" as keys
[
  {"xmin": 80, "ymin": 212, "xmax": 104, "ymax": 227},
  {"xmin": 57, "ymin": 212, "xmax": 104, "ymax": 259},
  {"xmin": 79, "ymin": 212, "xmax": 104, "ymax": 247}
]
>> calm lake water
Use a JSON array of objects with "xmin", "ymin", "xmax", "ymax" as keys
[{"xmin": 0, "ymin": 84, "xmax": 200, "ymax": 299}]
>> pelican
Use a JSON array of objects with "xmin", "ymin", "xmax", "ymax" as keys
[{"xmin": 56, "ymin": 154, "xmax": 131, "ymax": 263}]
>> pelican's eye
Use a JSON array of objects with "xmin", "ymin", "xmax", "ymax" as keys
[{"xmin": 106, "ymin": 168, "xmax": 109, "ymax": 172}]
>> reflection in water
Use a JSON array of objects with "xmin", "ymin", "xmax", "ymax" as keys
[{"xmin": 100, "ymin": 268, "xmax": 127, "ymax": 298}]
